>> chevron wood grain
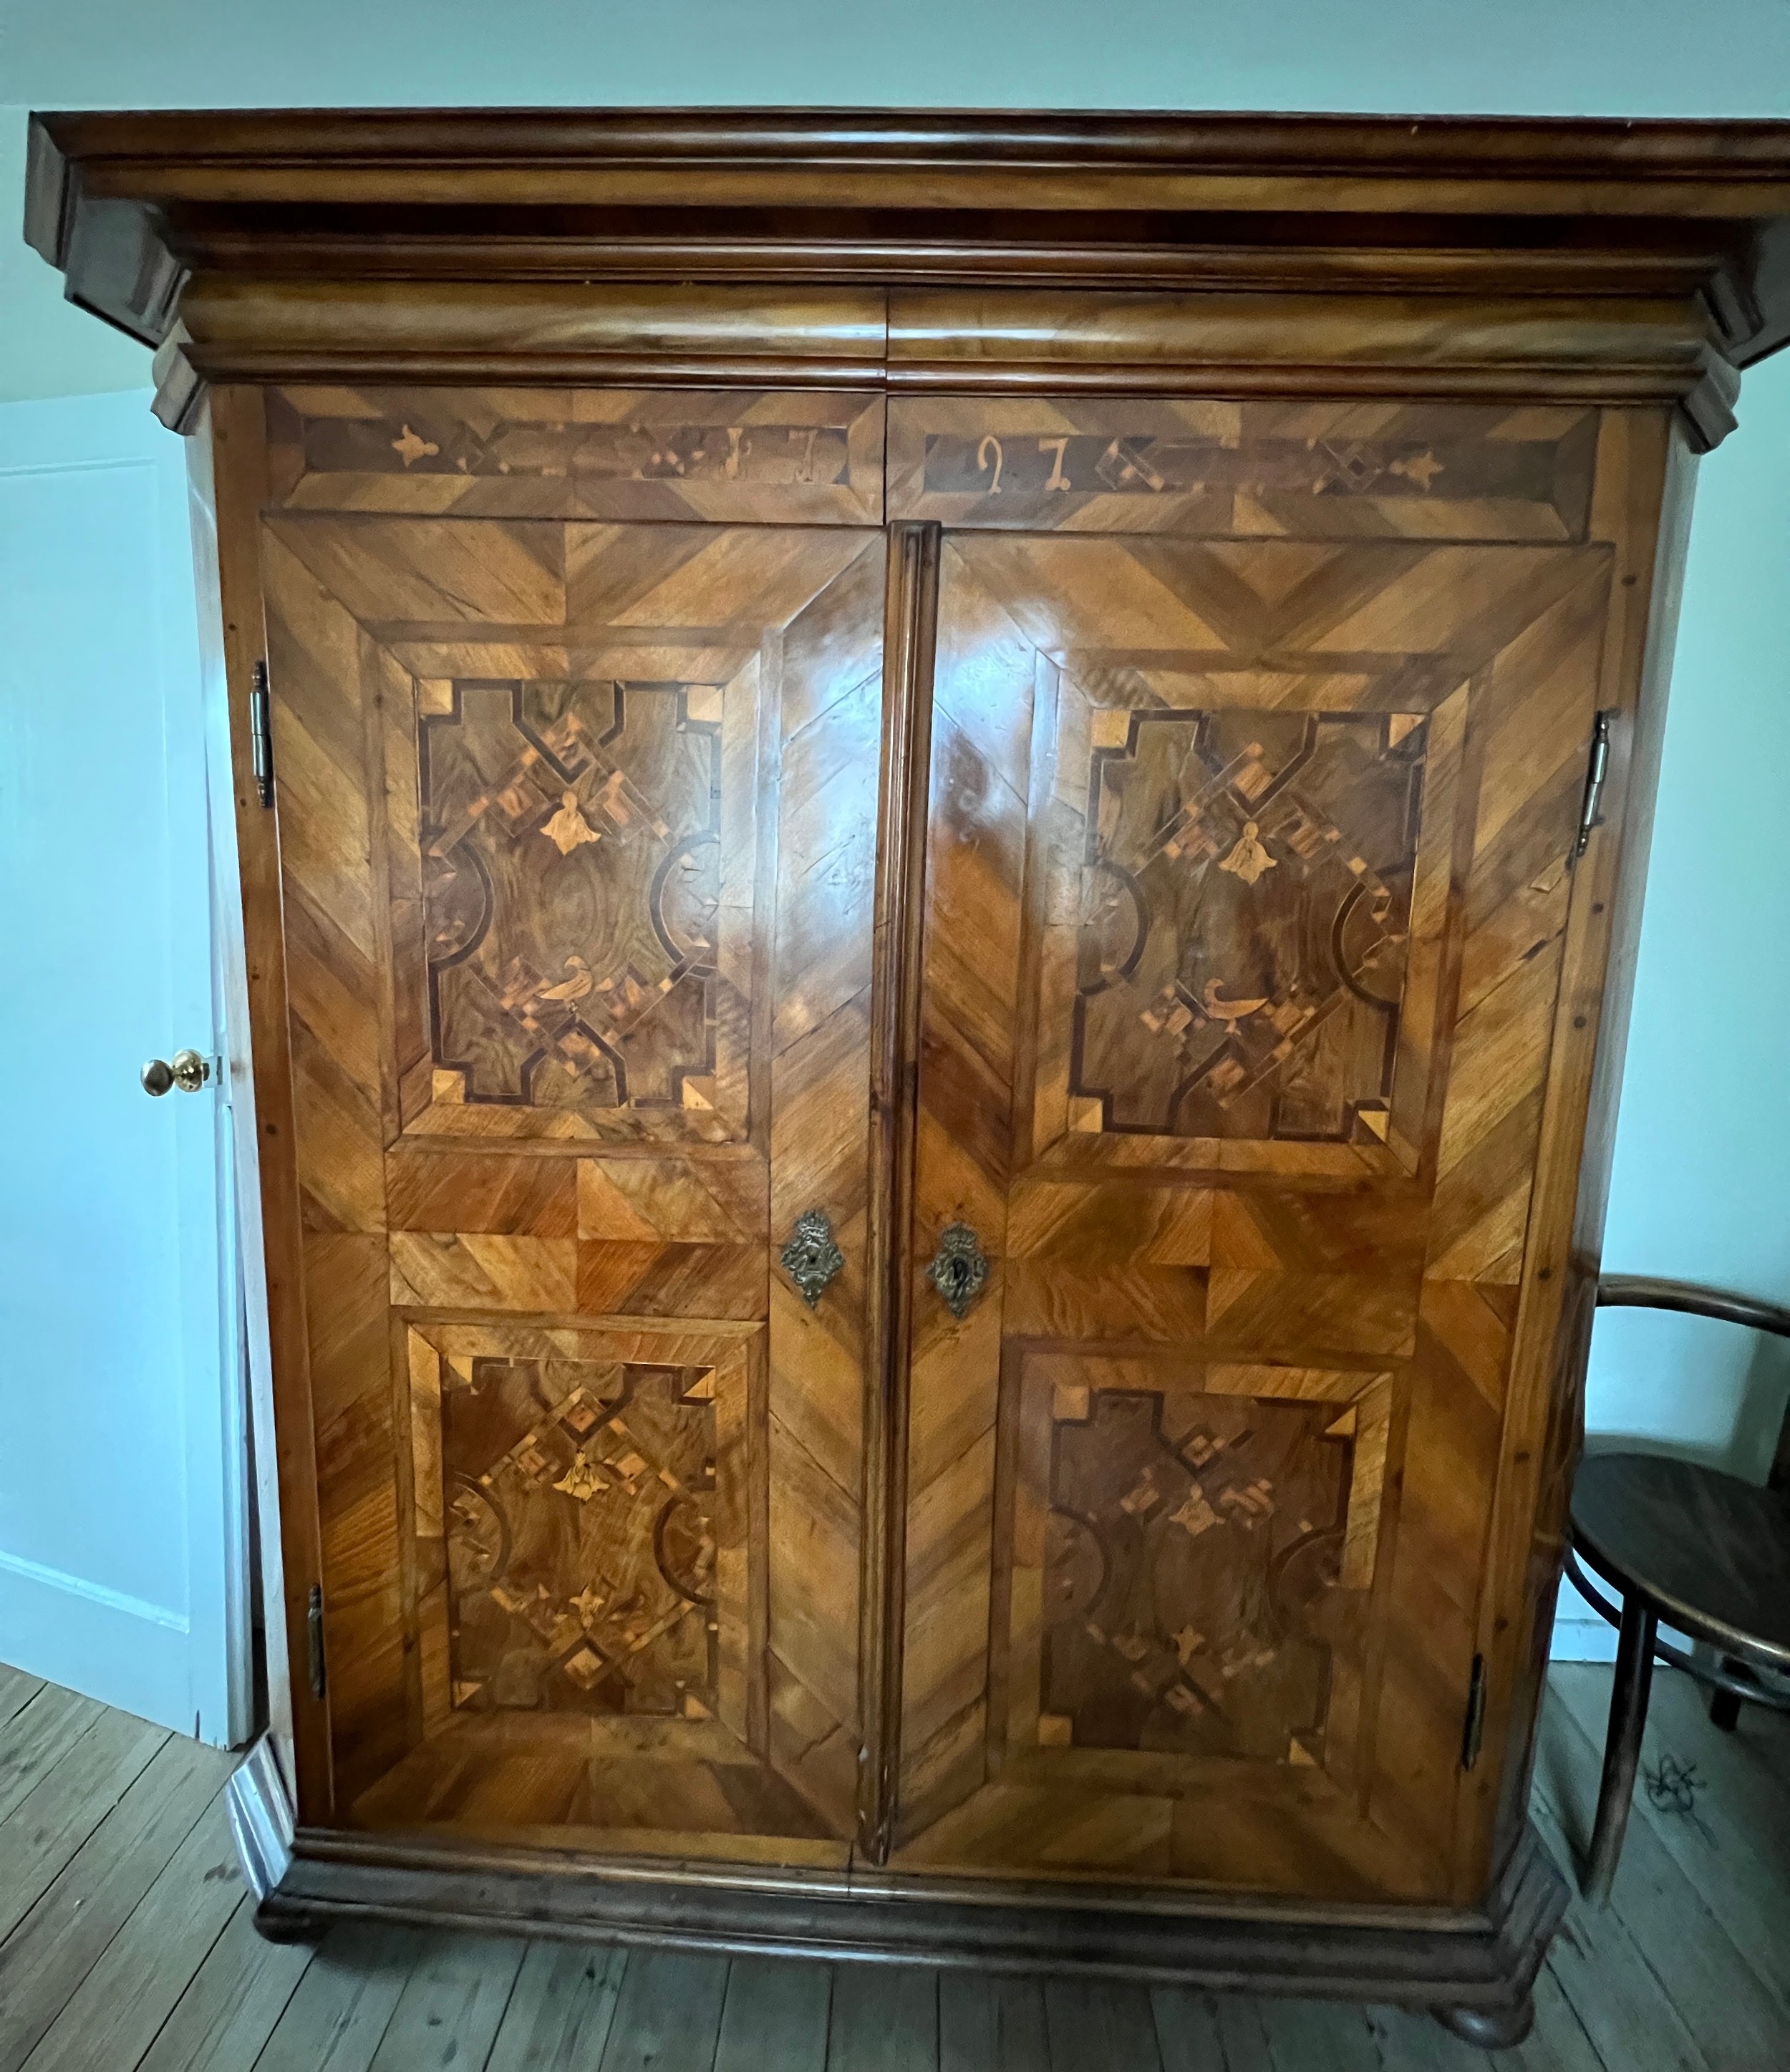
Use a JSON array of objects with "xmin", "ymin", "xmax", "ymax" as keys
[
  {"xmin": 36, "ymin": 95, "xmax": 1790, "ymax": 2028},
  {"xmin": 226, "ymin": 367, "xmax": 1672, "ymax": 2005},
  {"xmin": 886, "ymin": 412, "xmax": 1624, "ymax": 1901},
  {"xmin": 1466, "ymin": 407, "xmax": 1688, "ymax": 1897},
  {"xmin": 765, "ymin": 534, "xmax": 889, "ymax": 1836},
  {"xmin": 887, "ymin": 521, "xmax": 1027, "ymax": 1846},
  {"xmin": 258, "ymin": 404, "xmax": 886, "ymax": 1854},
  {"xmin": 263, "ymin": 527, "xmax": 404, "ymax": 1814}
]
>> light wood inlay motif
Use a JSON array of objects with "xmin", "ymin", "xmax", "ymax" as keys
[
  {"xmin": 431, "ymin": 1353, "xmax": 720, "ymax": 1719},
  {"xmin": 1040, "ymin": 1387, "xmax": 1352, "ymax": 1761},
  {"xmin": 889, "ymin": 400, "xmax": 1598, "ymax": 540},
  {"xmin": 270, "ymin": 387, "xmax": 886, "ymax": 525},
  {"xmin": 419, "ymin": 677, "xmax": 727, "ymax": 1125},
  {"xmin": 1072, "ymin": 708, "xmax": 1428, "ymax": 1146}
]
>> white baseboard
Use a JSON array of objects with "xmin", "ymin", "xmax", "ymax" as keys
[
  {"xmin": 0, "ymin": 1547, "xmax": 195, "ymax": 1735},
  {"xmin": 1550, "ymin": 1570, "xmax": 1616, "ymax": 1660},
  {"xmin": 1549, "ymin": 1571, "xmax": 1698, "ymax": 1665},
  {"xmin": 1549, "ymin": 1614, "xmax": 1620, "ymax": 1663}
]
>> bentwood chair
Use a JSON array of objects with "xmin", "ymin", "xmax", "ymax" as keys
[{"xmin": 1565, "ymin": 1276, "xmax": 1790, "ymax": 1904}]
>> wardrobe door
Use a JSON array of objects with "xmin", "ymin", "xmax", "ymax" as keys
[
  {"xmin": 884, "ymin": 398, "xmax": 1620, "ymax": 1902},
  {"xmin": 256, "ymin": 387, "xmax": 886, "ymax": 1863}
]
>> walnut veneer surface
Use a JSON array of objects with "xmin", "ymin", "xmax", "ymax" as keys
[{"xmin": 24, "ymin": 105, "xmax": 1790, "ymax": 2027}]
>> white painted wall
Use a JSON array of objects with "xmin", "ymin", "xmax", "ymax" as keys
[
  {"xmin": 1552, "ymin": 352, "xmax": 1790, "ymax": 1660},
  {"xmin": 0, "ymin": 389, "xmax": 250, "ymax": 1738},
  {"xmin": 1589, "ymin": 357, "xmax": 1790, "ymax": 1479},
  {"xmin": 4, "ymin": 0, "xmax": 1789, "ymax": 1682}
]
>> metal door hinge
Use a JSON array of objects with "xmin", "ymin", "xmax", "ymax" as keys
[
  {"xmin": 306, "ymin": 1584, "xmax": 326, "ymax": 1702},
  {"xmin": 249, "ymin": 660, "xmax": 275, "ymax": 808},
  {"xmin": 1461, "ymin": 1653, "xmax": 1487, "ymax": 1771},
  {"xmin": 1573, "ymin": 710, "xmax": 1612, "ymax": 860}
]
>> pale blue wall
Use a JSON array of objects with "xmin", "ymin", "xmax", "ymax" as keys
[
  {"xmin": 14, "ymin": 0, "xmax": 1790, "ymax": 113},
  {"xmin": 1586, "ymin": 353, "xmax": 1790, "ymax": 1478},
  {"xmin": 5, "ymin": 0, "xmax": 1789, "ymax": 1519},
  {"xmin": 0, "ymin": 389, "xmax": 244, "ymax": 1733}
]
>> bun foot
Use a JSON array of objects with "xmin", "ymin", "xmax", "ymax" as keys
[
  {"xmin": 253, "ymin": 1902, "xmax": 327, "ymax": 1945},
  {"xmin": 1436, "ymin": 1998, "xmax": 1534, "ymax": 2048}
]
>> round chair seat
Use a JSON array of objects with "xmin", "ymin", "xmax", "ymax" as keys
[{"xmin": 1571, "ymin": 1451, "xmax": 1790, "ymax": 1673}]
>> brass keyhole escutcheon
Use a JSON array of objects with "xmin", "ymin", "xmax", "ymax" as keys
[
  {"xmin": 927, "ymin": 1222, "xmax": 989, "ymax": 1320},
  {"xmin": 142, "ymin": 1049, "xmax": 211, "ymax": 1097},
  {"xmin": 781, "ymin": 1208, "xmax": 846, "ymax": 1309}
]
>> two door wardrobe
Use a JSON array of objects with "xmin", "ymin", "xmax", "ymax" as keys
[{"xmin": 28, "ymin": 104, "xmax": 1790, "ymax": 2047}]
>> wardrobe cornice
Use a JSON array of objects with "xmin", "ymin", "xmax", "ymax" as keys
[{"xmin": 26, "ymin": 107, "xmax": 1790, "ymax": 445}]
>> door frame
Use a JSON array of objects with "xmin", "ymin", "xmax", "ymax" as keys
[{"xmin": 0, "ymin": 387, "xmax": 251, "ymax": 1746}]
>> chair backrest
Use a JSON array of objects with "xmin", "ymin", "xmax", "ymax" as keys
[{"xmin": 1597, "ymin": 1275, "xmax": 1790, "ymax": 1491}]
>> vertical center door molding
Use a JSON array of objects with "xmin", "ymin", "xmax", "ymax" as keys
[{"xmin": 857, "ymin": 521, "xmax": 942, "ymax": 1862}]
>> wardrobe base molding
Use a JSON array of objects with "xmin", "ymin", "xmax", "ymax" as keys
[{"xmin": 230, "ymin": 1734, "xmax": 1562, "ymax": 2022}]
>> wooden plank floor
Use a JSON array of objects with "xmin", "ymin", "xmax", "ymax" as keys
[{"xmin": 0, "ymin": 1661, "xmax": 1784, "ymax": 2069}]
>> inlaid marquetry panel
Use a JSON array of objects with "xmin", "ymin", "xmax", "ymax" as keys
[
  {"xmin": 1071, "ymin": 706, "xmax": 1433, "ymax": 1153},
  {"xmin": 1031, "ymin": 669, "xmax": 1466, "ymax": 1183},
  {"xmin": 889, "ymin": 399, "xmax": 1597, "ymax": 540},
  {"xmin": 892, "ymin": 455, "xmax": 1610, "ymax": 1898},
  {"xmin": 269, "ymin": 387, "xmax": 885, "ymax": 524},
  {"xmin": 417, "ymin": 675, "xmax": 734, "ymax": 1133},
  {"xmin": 379, "ymin": 631, "xmax": 763, "ymax": 1150},
  {"xmin": 369, "ymin": 1317, "xmax": 846, "ymax": 1859},
  {"xmin": 260, "ymin": 457, "xmax": 884, "ymax": 1856},
  {"xmin": 1039, "ymin": 1386, "xmax": 1352, "ymax": 1761},
  {"xmin": 410, "ymin": 1332, "xmax": 733, "ymax": 1725},
  {"xmin": 889, "ymin": 1340, "xmax": 1408, "ymax": 1889},
  {"xmin": 1017, "ymin": 1357, "xmax": 1394, "ymax": 1766}
]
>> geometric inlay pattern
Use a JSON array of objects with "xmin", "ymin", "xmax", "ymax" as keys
[
  {"xmin": 421, "ymin": 679, "xmax": 721, "ymax": 1113},
  {"xmin": 442, "ymin": 1355, "xmax": 718, "ymax": 1718},
  {"xmin": 921, "ymin": 427, "xmax": 1504, "ymax": 503},
  {"xmin": 313, "ymin": 411, "xmax": 853, "ymax": 494},
  {"xmin": 267, "ymin": 387, "xmax": 885, "ymax": 523},
  {"xmin": 889, "ymin": 397, "xmax": 1600, "ymax": 539},
  {"xmin": 1073, "ymin": 710, "xmax": 1428, "ymax": 1142},
  {"xmin": 1041, "ymin": 1388, "xmax": 1352, "ymax": 1761}
]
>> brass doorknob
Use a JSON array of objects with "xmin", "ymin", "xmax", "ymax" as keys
[{"xmin": 142, "ymin": 1049, "xmax": 211, "ymax": 1097}]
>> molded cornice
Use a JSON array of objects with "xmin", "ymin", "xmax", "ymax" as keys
[{"xmin": 25, "ymin": 107, "xmax": 1790, "ymax": 442}]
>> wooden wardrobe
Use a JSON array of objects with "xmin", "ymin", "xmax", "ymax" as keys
[{"xmin": 28, "ymin": 107, "xmax": 1790, "ymax": 2043}]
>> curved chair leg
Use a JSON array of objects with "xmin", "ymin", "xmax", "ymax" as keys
[
  {"xmin": 1583, "ymin": 1594, "xmax": 1656, "ymax": 1905},
  {"xmin": 1436, "ymin": 1998, "xmax": 1534, "ymax": 2049},
  {"xmin": 1708, "ymin": 1656, "xmax": 1745, "ymax": 1731}
]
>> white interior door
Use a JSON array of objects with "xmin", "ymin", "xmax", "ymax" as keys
[{"xmin": 0, "ymin": 388, "xmax": 248, "ymax": 1745}]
